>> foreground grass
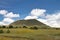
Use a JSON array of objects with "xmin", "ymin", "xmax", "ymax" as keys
[{"xmin": 0, "ymin": 28, "xmax": 60, "ymax": 40}]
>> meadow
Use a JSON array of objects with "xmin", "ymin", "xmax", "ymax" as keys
[{"xmin": 0, "ymin": 28, "xmax": 60, "ymax": 40}]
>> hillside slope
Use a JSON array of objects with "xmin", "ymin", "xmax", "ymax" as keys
[{"xmin": 10, "ymin": 19, "xmax": 50, "ymax": 28}]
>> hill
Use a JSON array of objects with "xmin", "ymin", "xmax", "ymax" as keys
[{"xmin": 10, "ymin": 19, "xmax": 50, "ymax": 28}]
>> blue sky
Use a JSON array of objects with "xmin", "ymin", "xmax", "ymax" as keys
[
  {"xmin": 0, "ymin": 0, "xmax": 60, "ymax": 19},
  {"xmin": 0, "ymin": 0, "xmax": 60, "ymax": 27}
]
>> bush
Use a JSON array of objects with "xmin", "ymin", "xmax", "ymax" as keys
[
  {"xmin": 15, "ymin": 26, "xmax": 18, "ymax": 28},
  {"xmin": 23, "ymin": 26, "xmax": 27, "ymax": 28},
  {"xmin": 55, "ymin": 28, "xmax": 60, "ymax": 30},
  {"xmin": 33, "ymin": 26, "xmax": 38, "ymax": 30},
  {"xmin": 9, "ymin": 25, "xmax": 13, "ymax": 28},
  {"xmin": 2, "ymin": 26, "xmax": 6, "ymax": 28},
  {"xmin": 0, "ymin": 30, "xmax": 4, "ymax": 33},
  {"xmin": 6, "ymin": 29, "xmax": 10, "ymax": 33},
  {"xmin": 0, "ymin": 26, "xmax": 2, "ymax": 28},
  {"xmin": 30, "ymin": 26, "xmax": 38, "ymax": 30},
  {"xmin": 19, "ymin": 27, "xmax": 21, "ymax": 28}
]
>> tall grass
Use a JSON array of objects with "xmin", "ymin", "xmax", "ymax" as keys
[{"xmin": 0, "ymin": 28, "xmax": 60, "ymax": 40}]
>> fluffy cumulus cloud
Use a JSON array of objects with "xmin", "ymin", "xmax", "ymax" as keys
[
  {"xmin": 0, "ymin": 10, "xmax": 8, "ymax": 15},
  {"xmin": 3, "ymin": 18, "xmax": 14, "ymax": 23},
  {"xmin": 24, "ymin": 8, "xmax": 60, "ymax": 28},
  {"xmin": 4, "ymin": 12, "xmax": 20, "ymax": 18},
  {"xmin": 0, "ymin": 10, "xmax": 20, "ymax": 25},
  {"xmin": 0, "ymin": 18, "xmax": 14, "ymax": 25},
  {"xmin": 31, "ymin": 9, "xmax": 46, "ymax": 17},
  {"xmin": 45, "ymin": 12, "xmax": 60, "ymax": 28},
  {"xmin": 38, "ymin": 13, "xmax": 60, "ymax": 28},
  {"xmin": 0, "ymin": 22, "xmax": 5, "ymax": 25},
  {"xmin": 24, "ymin": 9, "xmax": 46, "ymax": 20},
  {"xmin": 24, "ymin": 16, "xmax": 38, "ymax": 20}
]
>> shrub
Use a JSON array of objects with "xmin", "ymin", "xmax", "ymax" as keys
[
  {"xmin": 23, "ymin": 26, "xmax": 27, "ymax": 28},
  {"xmin": 0, "ymin": 30, "xmax": 4, "ymax": 33},
  {"xmin": 30, "ymin": 26, "xmax": 38, "ymax": 30},
  {"xmin": 0, "ymin": 26, "xmax": 2, "ymax": 28},
  {"xmin": 19, "ymin": 27, "xmax": 21, "ymax": 28},
  {"xmin": 9, "ymin": 25, "xmax": 13, "ymax": 28},
  {"xmin": 6, "ymin": 29, "xmax": 10, "ymax": 33},
  {"xmin": 15, "ymin": 26, "xmax": 18, "ymax": 28},
  {"xmin": 55, "ymin": 28, "xmax": 60, "ymax": 30},
  {"xmin": 33, "ymin": 26, "xmax": 38, "ymax": 30},
  {"xmin": 2, "ymin": 26, "xmax": 6, "ymax": 28},
  {"xmin": 29, "ymin": 27, "xmax": 33, "ymax": 29}
]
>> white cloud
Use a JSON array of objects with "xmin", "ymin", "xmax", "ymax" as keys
[
  {"xmin": 0, "ymin": 22, "xmax": 5, "ymax": 25},
  {"xmin": 4, "ymin": 12, "xmax": 20, "ymax": 18},
  {"xmin": 37, "ymin": 12, "xmax": 60, "ymax": 28},
  {"xmin": 24, "ymin": 16, "xmax": 38, "ymax": 20},
  {"xmin": 37, "ymin": 19, "xmax": 47, "ymax": 24},
  {"xmin": 24, "ymin": 8, "xmax": 60, "ymax": 28},
  {"xmin": 46, "ymin": 13, "xmax": 60, "ymax": 20},
  {"xmin": 45, "ymin": 12, "xmax": 60, "ymax": 28},
  {"xmin": 3, "ymin": 18, "xmax": 14, "ymax": 23},
  {"xmin": 0, "ymin": 10, "xmax": 20, "ymax": 18},
  {"xmin": 0, "ymin": 10, "xmax": 20, "ymax": 25},
  {"xmin": 0, "ymin": 10, "xmax": 8, "ymax": 15},
  {"xmin": 31, "ymin": 9, "xmax": 46, "ymax": 17},
  {"xmin": 24, "ymin": 9, "xmax": 46, "ymax": 20},
  {"xmin": 0, "ymin": 18, "xmax": 15, "ymax": 25}
]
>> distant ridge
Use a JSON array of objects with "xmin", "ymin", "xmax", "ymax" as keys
[{"xmin": 10, "ymin": 19, "xmax": 50, "ymax": 28}]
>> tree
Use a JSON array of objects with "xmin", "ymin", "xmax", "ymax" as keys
[
  {"xmin": 33, "ymin": 26, "xmax": 38, "ymax": 30},
  {"xmin": 15, "ymin": 26, "xmax": 18, "ymax": 28},
  {"xmin": 6, "ymin": 29, "xmax": 10, "ymax": 33},
  {"xmin": 9, "ymin": 25, "xmax": 13, "ymax": 28},
  {"xmin": 30, "ymin": 26, "xmax": 38, "ymax": 30},
  {"xmin": 0, "ymin": 26, "xmax": 2, "ymax": 28},
  {"xmin": 2, "ymin": 26, "xmax": 6, "ymax": 28},
  {"xmin": 0, "ymin": 30, "xmax": 4, "ymax": 33},
  {"xmin": 23, "ymin": 26, "xmax": 27, "ymax": 28}
]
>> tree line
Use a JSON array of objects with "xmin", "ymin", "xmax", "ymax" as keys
[
  {"xmin": 0, "ymin": 25, "xmax": 59, "ymax": 30},
  {"xmin": 0, "ymin": 25, "xmax": 38, "ymax": 29}
]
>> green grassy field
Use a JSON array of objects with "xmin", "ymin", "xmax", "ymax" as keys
[{"xmin": 0, "ymin": 28, "xmax": 60, "ymax": 40}]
